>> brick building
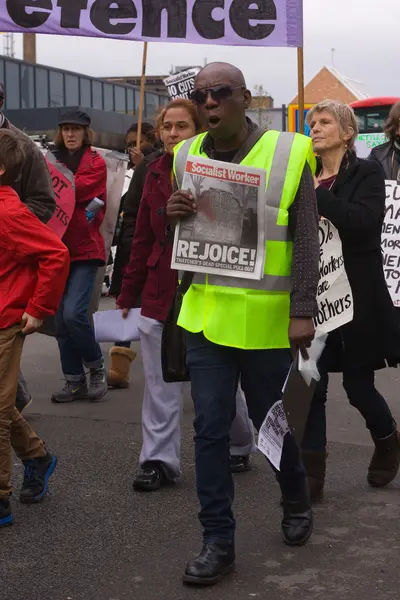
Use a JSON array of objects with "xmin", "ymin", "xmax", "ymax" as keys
[{"xmin": 290, "ymin": 66, "xmax": 368, "ymax": 105}]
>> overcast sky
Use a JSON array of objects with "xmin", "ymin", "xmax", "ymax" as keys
[{"xmin": 8, "ymin": 0, "xmax": 399, "ymax": 106}]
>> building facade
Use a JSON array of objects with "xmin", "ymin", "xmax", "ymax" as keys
[{"xmin": 1, "ymin": 55, "xmax": 169, "ymax": 149}]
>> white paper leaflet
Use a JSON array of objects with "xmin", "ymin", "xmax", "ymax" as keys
[{"xmin": 258, "ymin": 400, "xmax": 290, "ymax": 471}]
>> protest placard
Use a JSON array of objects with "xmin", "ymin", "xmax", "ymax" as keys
[
  {"xmin": 355, "ymin": 133, "xmax": 386, "ymax": 159},
  {"xmin": 314, "ymin": 219, "xmax": 354, "ymax": 334},
  {"xmin": 2, "ymin": 1, "xmax": 303, "ymax": 48},
  {"xmin": 171, "ymin": 156, "xmax": 266, "ymax": 280},
  {"xmin": 382, "ymin": 180, "xmax": 400, "ymax": 307},
  {"xmin": 164, "ymin": 68, "xmax": 201, "ymax": 101},
  {"xmin": 45, "ymin": 152, "xmax": 75, "ymax": 239}
]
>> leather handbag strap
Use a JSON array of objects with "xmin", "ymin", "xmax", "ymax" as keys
[
  {"xmin": 231, "ymin": 126, "xmax": 267, "ymax": 164},
  {"xmin": 176, "ymin": 271, "xmax": 194, "ymax": 295}
]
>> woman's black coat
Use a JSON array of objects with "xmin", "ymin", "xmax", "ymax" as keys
[
  {"xmin": 317, "ymin": 152, "xmax": 400, "ymax": 372},
  {"xmin": 109, "ymin": 149, "xmax": 162, "ymax": 298}
]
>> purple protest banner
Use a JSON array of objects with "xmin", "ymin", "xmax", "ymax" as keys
[{"xmin": 1, "ymin": 0, "xmax": 303, "ymax": 48}]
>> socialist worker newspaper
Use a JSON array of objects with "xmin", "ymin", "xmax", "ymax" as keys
[{"xmin": 171, "ymin": 156, "xmax": 267, "ymax": 280}]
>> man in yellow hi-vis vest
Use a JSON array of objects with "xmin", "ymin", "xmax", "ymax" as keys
[{"xmin": 166, "ymin": 63, "xmax": 320, "ymax": 587}]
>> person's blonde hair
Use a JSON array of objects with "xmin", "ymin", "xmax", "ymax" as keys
[{"xmin": 306, "ymin": 99, "xmax": 359, "ymax": 150}]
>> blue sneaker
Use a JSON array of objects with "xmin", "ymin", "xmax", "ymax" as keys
[
  {"xmin": 0, "ymin": 498, "xmax": 13, "ymax": 528},
  {"xmin": 20, "ymin": 453, "xmax": 57, "ymax": 504}
]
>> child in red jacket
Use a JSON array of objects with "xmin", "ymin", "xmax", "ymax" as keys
[{"xmin": 0, "ymin": 129, "xmax": 70, "ymax": 528}]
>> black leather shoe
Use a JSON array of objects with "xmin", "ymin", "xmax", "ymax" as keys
[
  {"xmin": 230, "ymin": 455, "xmax": 251, "ymax": 473},
  {"xmin": 281, "ymin": 497, "xmax": 313, "ymax": 546},
  {"xmin": 183, "ymin": 543, "xmax": 235, "ymax": 586},
  {"xmin": 133, "ymin": 465, "xmax": 166, "ymax": 492}
]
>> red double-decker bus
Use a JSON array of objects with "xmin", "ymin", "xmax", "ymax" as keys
[
  {"xmin": 350, "ymin": 97, "xmax": 400, "ymax": 156},
  {"xmin": 350, "ymin": 97, "xmax": 400, "ymax": 133}
]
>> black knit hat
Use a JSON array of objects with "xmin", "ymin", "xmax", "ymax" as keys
[{"xmin": 58, "ymin": 109, "xmax": 91, "ymax": 127}]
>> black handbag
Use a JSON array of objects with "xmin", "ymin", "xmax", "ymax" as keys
[
  {"xmin": 161, "ymin": 271, "xmax": 194, "ymax": 382},
  {"xmin": 161, "ymin": 125, "xmax": 268, "ymax": 383}
]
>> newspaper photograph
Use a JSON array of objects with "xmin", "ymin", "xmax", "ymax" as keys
[{"xmin": 171, "ymin": 156, "xmax": 267, "ymax": 280}]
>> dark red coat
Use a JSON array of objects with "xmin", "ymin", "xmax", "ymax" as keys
[
  {"xmin": 61, "ymin": 147, "xmax": 107, "ymax": 264},
  {"xmin": 117, "ymin": 152, "xmax": 177, "ymax": 322}
]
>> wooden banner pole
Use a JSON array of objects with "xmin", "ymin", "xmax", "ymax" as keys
[
  {"xmin": 136, "ymin": 42, "xmax": 148, "ymax": 148},
  {"xmin": 297, "ymin": 47, "xmax": 305, "ymax": 134}
]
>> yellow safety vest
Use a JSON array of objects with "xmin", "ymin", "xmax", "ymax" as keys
[{"xmin": 173, "ymin": 130, "xmax": 316, "ymax": 350}]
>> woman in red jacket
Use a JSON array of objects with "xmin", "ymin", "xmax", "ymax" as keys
[
  {"xmin": 51, "ymin": 110, "xmax": 108, "ymax": 404},
  {"xmin": 117, "ymin": 100, "xmax": 255, "ymax": 491}
]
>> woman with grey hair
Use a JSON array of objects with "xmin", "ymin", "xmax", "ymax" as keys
[{"xmin": 301, "ymin": 99, "xmax": 400, "ymax": 501}]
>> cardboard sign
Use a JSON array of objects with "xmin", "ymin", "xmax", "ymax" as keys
[
  {"xmin": 314, "ymin": 219, "xmax": 354, "ymax": 334},
  {"xmin": 355, "ymin": 133, "xmax": 386, "ymax": 159},
  {"xmin": 1, "ymin": 0, "xmax": 303, "ymax": 48},
  {"xmin": 164, "ymin": 68, "xmax": 201, "ymax": 101},
  {"xmin": 383, "ymin": 180, "xmax": 400, "ymax": 306},
  {"xmin": 45, "ymin": 152, "xmax": 75, "ymax": 239}
]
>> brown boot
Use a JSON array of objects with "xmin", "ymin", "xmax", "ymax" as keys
[
  {"xmin": 368, "ymin": 429, "xmax": 400, "ymax": 487},
  {"xmin": 107, "ymin": 347, "xmax": 137, "ymax": 389},
  {"xmin": 301, "ymin": 450, "xmax": 327, "ymax": 502}
]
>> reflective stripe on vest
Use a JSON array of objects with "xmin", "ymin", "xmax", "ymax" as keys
[
  {"xmin": 179, "ymin": 271, "xmax": 291, "ymax": 292},
  {"xmin": 174, "ymin": 132, "xmax": 295, "ymax": 292}
]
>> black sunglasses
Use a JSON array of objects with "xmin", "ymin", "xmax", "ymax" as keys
[{"xmin": 190, "ymin": 85, "xmax": 244, "ymax": 105}]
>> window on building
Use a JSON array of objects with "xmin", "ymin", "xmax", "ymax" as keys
[
  {"xmin": 115, "ymin": 86, "xmax": 126, "ymax": 113},
  {"xmin": 145, "ymin": 92, "xmax": 159, "ymax": 118},
  {"xmin": 5, "ymin": 61, "xmax": 20, "ymax": 109},
  {"xmin": 65, "ymin": 74, "xmax": 79, "ymax": 106},
  {"xmin": 135, "ymin": 90, "xmax": 141, "ymax": 115},
  {"xmin": 103, "ymin": 83, "xmax": 114, "ymax": 111},
  {"xmin": 80, "ymin": 77, "xmax": 91, "ymax": 107},
  {"xmin": 49, "ymin": 71, "xmax": 64, "ymax": 107},
  {"xmin": 0, "ymin": 60, "xmax": 5, "ymax": 91},
  {"xmin": 35, "ymin": 67, "xmax": 49, "ymax": 108},
  {"xmin": 127, "ymin": 88, "xmax": 134, "ymax": 114},
  {"xmin": 20, "ymin": 64, "xmax": 34, "ymax": 109},
  {"xmin": 92, "ymin": 81, "xmax": 103, "ymax": 110}
]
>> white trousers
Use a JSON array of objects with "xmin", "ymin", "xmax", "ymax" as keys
[{"xmin": 138, "ymin": 316, "xmax": 256, "ymax": 480}]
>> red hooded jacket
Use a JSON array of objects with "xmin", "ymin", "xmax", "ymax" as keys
[
  {"xmin": 59, "ymin": 147, "xmax": 107, "ymax": 264},
  {"xmin": 117, "ymin": 152, "xmax": 177, "ymax": 322},
  {"xmin": 0, "ymin": 187, "xmax": 70, "ymax": 329}
]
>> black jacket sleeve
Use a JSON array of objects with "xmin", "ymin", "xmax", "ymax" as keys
[
  {"xmin": 317, "ymin": 162, "xmax": 385, "ymax": 233},
  {"xmin": 288, "ymin": 163, "xmax": 320, "ymax": 318}
]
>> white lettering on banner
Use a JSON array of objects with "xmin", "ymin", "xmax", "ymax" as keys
[
  {"xmin": 314, "ymin": 219, "xmax": 354, "ymax": 334},
  {"xmin": 382, "ymin": 181, "xmax": 400, "ymax": 306},
  {"xmin": 258, "ymin": 400, "xmax": 290, "ymax": 471}
]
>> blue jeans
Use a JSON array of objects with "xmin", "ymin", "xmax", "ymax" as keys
[
  {"xmin": 302, "ymin": 367, "xmax": 394, "ymax": 452},
  {"xmin": 55, "ymin": 262, "xmax": 103, "ymax": 381},
  {"xmin": 185, "ymin": 332, "xmax": 306, "ymax": 545}
]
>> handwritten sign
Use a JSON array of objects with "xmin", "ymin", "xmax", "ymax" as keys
[
  {"xmin": 314, "ymin": 219, "xmax": 354, "ymax": 333},
  {"xmin": 45, "ymin": 153, "xmax": 75, "ymax": 239},
  {"xmin": 382, "ymin": 181, "xmax": 400, "ymax": 306},
  {"xmin": 355, "ymin": 133, "xmax": 386, "ymax": 159}
]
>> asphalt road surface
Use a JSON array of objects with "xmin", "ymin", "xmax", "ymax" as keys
[{"xmin": 3, "ymin": 299, "xmax": 400, "ymax": 600}]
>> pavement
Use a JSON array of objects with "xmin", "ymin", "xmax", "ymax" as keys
[{"xmin": 3, "ymin": 298, "xmax": 400, "ymax": 600}]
